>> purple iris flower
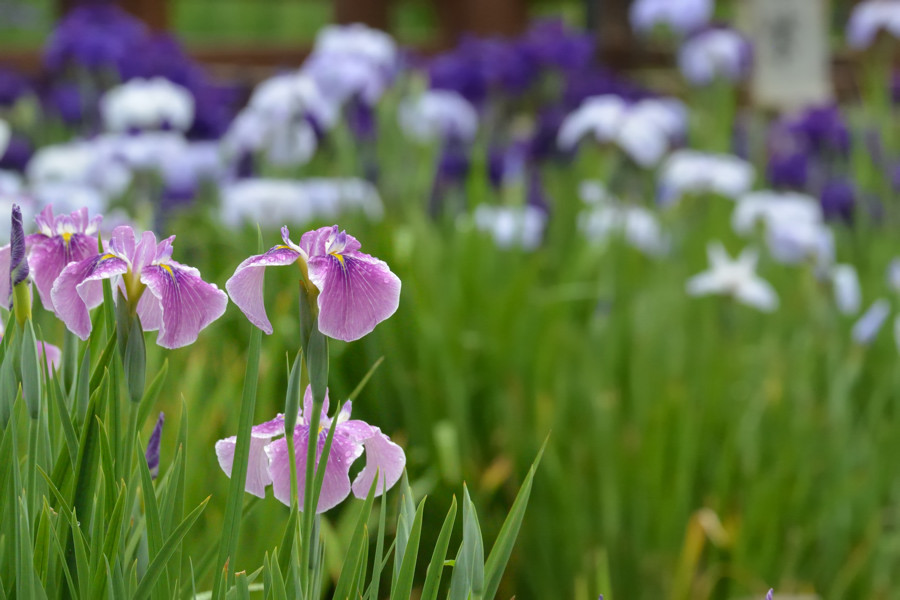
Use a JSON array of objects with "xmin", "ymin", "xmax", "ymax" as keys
[
  {"xmin": 215, "ymin": 386, "xmax": 405, "ymax": 512},
  {"xmin": 227, "ymin": 225, "xmax": 400, "ymax": 342},
  {"xmin": 784, "ymin": 105, "xmax": 850, "ymax": 156},
  {"xmin": 0, "ymin": 136, "xmax": 32, "ymax": 172},
  {"xmin": 0, "ymin": 206, "xmax": 101, "ymax": 313},
  {"xmin": 766, "ymin": 150, "xmax": 809, "ymax": 189},
  {"xmin": 51, "ymin": 225, "xmax": 228, "ymax": 349},
  {"xmin": 44, "ymin": 4, "xmax": 149, "ymax": 76},
  {"xmin": 520, "ymin": 19, "xmax": 594, "ymax": 72},
  {"xmin": 820, "ymin": 179, "xmax": 856, "ymax": 223},
  {"xmin": 0, "ymin": 69, "xmax": 31, "ymax": 107}
]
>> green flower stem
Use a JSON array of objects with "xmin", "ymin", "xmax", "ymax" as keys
[{"xmin": 12, "ymin": 282, "xmax": 30, "ymax": 327}]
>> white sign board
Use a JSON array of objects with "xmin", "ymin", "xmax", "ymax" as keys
[{"xmin": 748, "ymin": 0, "xmax": 833, "ymax": 111}]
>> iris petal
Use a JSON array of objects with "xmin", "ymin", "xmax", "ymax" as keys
[
  {"xmin": 139, "ymin": 260, "xmax": 228, "ymax": 349},
  {"xmin": 51, "ymin": 254, "xmax": 129, "ymax": 340},
  {"xmin": 307, "ymin": 251, "xmax": 401, "ymax": 342},
  {"xmin": 225, "ymin": 246, "xmax": 302, "ymax": 334}
]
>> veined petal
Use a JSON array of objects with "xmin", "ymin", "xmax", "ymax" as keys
[
  {"xmin": 225, "ymin": 246, "xmax": 302, "ymax": 334},
  {"xmin": 215, "ymin": 414, "xmax": 285, "ymax": 498},
  {"xmin": 307, "ymin": 251, "xmax": 401, "ymax": 342},
  {"xmin": 51, "ymin": 254, "xmax": 129, "ymax": 340},
  {"xmin": 139, "ymin": 260, "xmax": 228, "ymax": 349},
  {"xmin": 29, "ymin": 233, "xmax": 98, "ymax": 312},
  {"xmin": 350, "ymin": 426, "xmax": 405, "ymax": 498},
  {"xmin": 266, "ymin": 424, "xmax": 363, "ymax": 512}
]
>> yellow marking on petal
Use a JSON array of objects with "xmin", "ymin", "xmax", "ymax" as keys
[
  {"xmin": 160, "ymin": 264, "xmax": 176, "ymax": 280},
  {"xmin": 61, "ymin": 232, "xmax": 73, "ymax": 245},
  {"xmin": 329, "ymin": 252, "xmax": 345, "ymax": 267},
  {"xmin": 275, "ymin": 245, "xmax": 291, "ymax": 250},
  {"xmin": 100, "ymin": 253, "xmax": 117, "ymax": 261}
]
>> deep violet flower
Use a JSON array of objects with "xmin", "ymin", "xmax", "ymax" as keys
[
  {"xmin": 146, "ymin": 412, "xmax": 164, "ymax": 479},
  {"xmin": 226, "ymin": 225, "xmax": 400, "ymax": 342},
  {"xmin": 0, "ymin": 206, "xmax": 101, "ymax": 313},
  {"xmin": 51, "ymin": 225, "xmax": 227, "ymax": 348},
  {"xmin": 820, "ymin": 179, "xmax": 856, "ymax": 222},
  {"xmin": 215, "ymin": 386, "xmax": 405, "ymax": 512}
]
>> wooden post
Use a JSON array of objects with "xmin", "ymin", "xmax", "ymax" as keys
[
  {"xmin": 595, "ymin": 0, "xmax": 638, "ymax": 68},
  {"xmin": 433, "ymin": 0, "xmax": 527, "ymax": 45}
]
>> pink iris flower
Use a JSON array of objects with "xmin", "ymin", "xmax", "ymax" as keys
[
  {"xmin": 51, "ymin": 225, "xmax": 228, "ymax": 349},
  {"xmin": 226, "ymin": 225, "xmax": 400, "ymax": 342},
  {"xmin": 0, "ymin": 206, "xmax": 101, "ymax": 312},
  {"xmin": 215, "ymin": 385, "xmax": 405, "ymax": 513}
]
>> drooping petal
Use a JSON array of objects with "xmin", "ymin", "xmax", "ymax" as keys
[
  {"xmin": 266, "ymin": 424, "xmax": 363, "ymax": 512},
  {"xmin": 51, "ymin": 254, "xmax": 129, "ymax": 339},
  {"xmin": 685, "ymin": 271, "xmax": 721, "ymax": 297},
  {"xmin": 852, "ymin": 299, "xmax": 891, "ymax": 345},
  {"xmin": 307, "ymin": 251, "xmax": 401, "ymax": 342},
  {"xmin": 735, "ymin": 278, "xmax": 779, "ymax": 312},
  {"xmin": 350, "ymin": 426, "xmax": 406, "ymax": 498},
  {"xmin": 225, "ymin": 246, "xmax": 302, "ymax": 334},
  {"xmin": 139, "ymin": 260, "xmax": 228, "ymax": 349},
  {"xmin": 215, "ymin": 415, "xmax": 285, "ymax": 498},
  {"xmin": 28, "ymin": 233, "xmax": 98, "ymax": 312}
]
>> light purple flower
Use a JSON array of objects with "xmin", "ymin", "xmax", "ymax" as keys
[
  {"xmin": 0, "ymin": 206, "xmax": 101, "ymax": 312},
  {"xmin": 678, "ymin": 28, "xmax": 752, "ymax": 85},
  {"xmin": 215, "ymin": 386, "xmax": 405, "ymax": 512},
  {"xmin": 226, "ymin": 225, "xmax": 400, "ymax": 342},
  {"xmin": 630, "ymin": 0, "xmax": 713, "ymax": 36},
  {"xmin": 852, "ymin": 299, "xmax": 891, "ymax": 345},
  {"xmin": 847, "ymin": 0, "xmax": 900, "ymax": 49},
  {"xmin": 51, "ymin": 225, "xmax": 227, "ymax": 349}
]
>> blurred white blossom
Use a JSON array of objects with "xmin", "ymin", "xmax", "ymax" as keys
[
  {"xmin": 101, "ymin": 77, "xmax": 195, "ymax": 132},
  {"xmin": 686, "ymin": 241, "xmax": 778, "ymax": 312}
]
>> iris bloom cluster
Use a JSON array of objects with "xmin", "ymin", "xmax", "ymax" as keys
[{"xmin": 0, "ymin": 205, "xmax": 227, "ymax": 350}]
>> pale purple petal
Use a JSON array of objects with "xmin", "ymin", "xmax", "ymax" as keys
[
  {"xmin": 51, "ymin": 254, "xmax": 129, "ymax": 339},
  {"xmin": 307, "ymin": 251, "xmax": 401, "ymax": 341},
  {"xmin": 139, "ymin": 260, "xmax": 228, "ymax": 349},
  {"xmin": 350, "ymin": 426, "xmax": 405, "ymax": 498},
  {"xmin": 215, "ymin": 415, "xmax": 284, "ymax": 498},
  {"xmin": 266, "ymin": 424, "xmax": 362, "ymax": 512},
  {"xmin": 132, "ymin": 230, "xmax": 159, "ymax": 273},
  {"xmin": 37, "ymin": 339, "xmax": 62, "ymax": 373},
  {"xmin": 299, "ymin": 225, "xmax": 361, "ymax": 258},
  {"xmin": 225, "ymin": 246, "xmax": 302, "ymax": 334},
  {"xmin": 108, "ymin": 225, "xmax": 137, "ymax": 260},
  {"xmin": 29, "ymin": 233, "xmax": 98, "ymax": 312},
  {"xmin": 301, "ymin": 385, "xmax": 331, "ymax": 426}
]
